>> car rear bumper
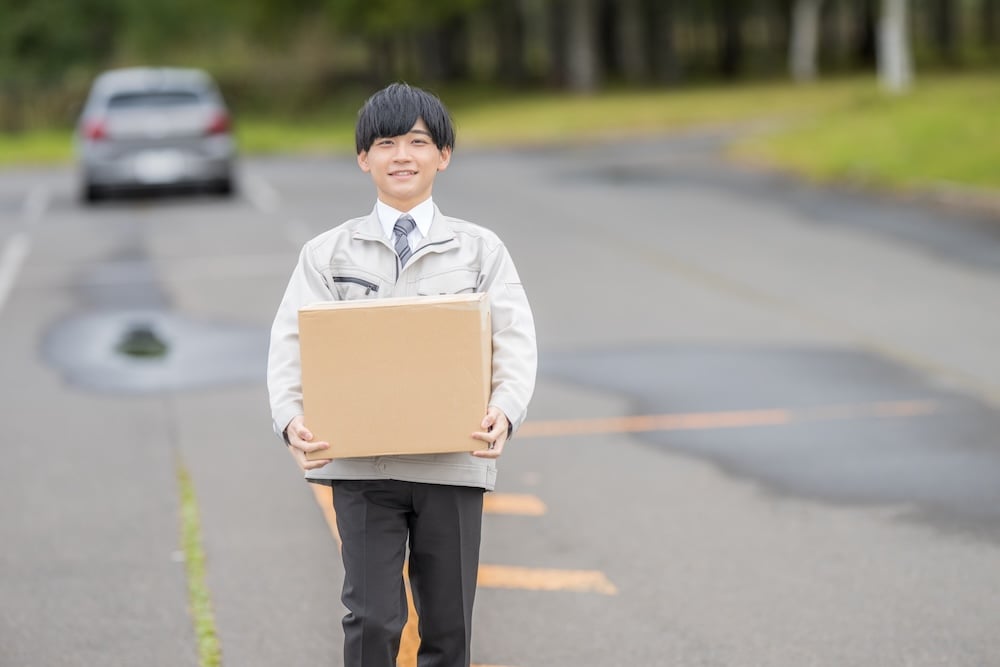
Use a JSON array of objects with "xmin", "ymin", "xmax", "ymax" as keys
[{"xmin": 81, "ymin": 143, "xmax": 235, "ymax": 189}]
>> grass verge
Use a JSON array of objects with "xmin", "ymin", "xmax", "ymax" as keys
[
  {"xmin": 732, "ymin": 73, "xmax": 1000, "ymax": 191},
  {"xmin": 178, "ymin": 460, "xmax": 222, "ymax": 667},
  {"xmin": 2, "ymin": 74, "xmax": 997, "ymax": 194}
]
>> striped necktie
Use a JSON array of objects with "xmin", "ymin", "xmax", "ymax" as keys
[{"xmin": 393, "ymin": 213, "xmax": 416, "ymax": 266}]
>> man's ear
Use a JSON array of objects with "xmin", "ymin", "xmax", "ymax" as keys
[
  {"xmin": 357, "ymin": 151, "xmax": 371, "ymax": 173},
  {"xmin": 437, "ymin": 146, "xmax": 452, "ymax": 172}
]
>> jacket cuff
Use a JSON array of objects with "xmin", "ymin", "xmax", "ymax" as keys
[
  {"xmin": 488, "ymin": 395, "xmax": 525, "ymax": 439},
  {"xmin": 272, "ymin": 405, "xmax": 302, "ymax": 446}
]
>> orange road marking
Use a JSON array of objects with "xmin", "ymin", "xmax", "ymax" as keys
[
  {"xmin": 309, "ymin": 484, "xmax": 341, "ymax": 549},
  {"xmin": 484, "ymin": 493, "xmax": 547, "ymax": 515},
  {"xmin": 516, "ymin": 400, "xmax": 940, "ymax": 439},
  {"xmin": 478, "ymin": 564, "xmax": 618, "ymax": 595},
  {"xmin": 399, "ymin": 572, "xmax": 420, "ymax": 667}
]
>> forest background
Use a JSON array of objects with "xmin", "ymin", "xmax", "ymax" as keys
[{"xmin": 1, "ymin": 0, "xmax": 998, "ymax": 191}]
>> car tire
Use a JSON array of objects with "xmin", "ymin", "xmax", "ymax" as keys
[
  {"xmin": 82, "ymin": 183, "xmax": 105, "ymax": 204},
  {"xmin": 214, "ymin": 177, "xmax": 234, "ymax": 197}
]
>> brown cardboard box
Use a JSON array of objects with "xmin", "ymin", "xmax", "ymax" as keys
[{"xmin": 299, "ymin": 293, "xmax": 492, "ymax": 460}]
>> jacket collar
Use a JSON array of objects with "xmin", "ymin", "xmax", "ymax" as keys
[{"xmin": 353, "ymin": 205, "xmax": 458, "ymax": 255}]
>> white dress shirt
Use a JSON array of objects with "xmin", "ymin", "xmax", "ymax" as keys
[{"xmin": 376, "ymin": 197, "xmax": 435, "ymax": 253}]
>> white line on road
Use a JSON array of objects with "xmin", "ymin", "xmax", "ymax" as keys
[
  {"xmin": 285, "ymin": 219, "xmax": 313, "ymax": 248},
  {"xmin": 0, "ymin": 232, "xmax": 31, "ymax": 315},
  {"xmin": 0, "ymin": 185, "xmax": 49, "ymax": 315},
  {"xmin": 20, "ymin": 184, "xmax": 50, "ymax": 225},
  {"xmin": 242, "ymin": 170, "xmax": 311, "ymax": 248},
  {"xmin": 242, "ymin": 171, "xmax": 282, "ymax": 214}
]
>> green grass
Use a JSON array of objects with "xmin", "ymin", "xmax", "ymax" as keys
[
  {"xmin": 177, "ymin": 460, "xmax": 222, "ymax": 667},
  {"xmin": 733, "ymin": 74, "xmax": 1000, "ymax": 190},
  {"xmin": 2, "ymin": 74, "xmax": 998, "ymax": 193},
  {"xmin": 0, "ymin": 128, "xmax": 77, "ymax": 165}
]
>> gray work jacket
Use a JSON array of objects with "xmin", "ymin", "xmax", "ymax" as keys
[{"xmin": 267, "ymin": 205, "xmax": 537, "ymax": 491}]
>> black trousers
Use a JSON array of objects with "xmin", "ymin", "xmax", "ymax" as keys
[{"xmin": 331, "ymin": 479, "xmax": 485, "ymax": 667}]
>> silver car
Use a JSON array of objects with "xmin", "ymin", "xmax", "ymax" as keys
[{"xmin": 76, "ymin": 67, "xmax": 236, "ymax": 202}]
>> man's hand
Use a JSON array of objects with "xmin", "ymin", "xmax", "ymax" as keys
[
  {"xmin": 285, "ymin": 415, "xmax": 333, "ymax": 471},
  {"xmin": 471, "ymin": 406, "xmax": 510, "ymax": 459}
]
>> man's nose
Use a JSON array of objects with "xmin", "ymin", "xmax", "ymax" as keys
[{"xmin": 392, "ymin": 142, "xmax": 411, "ymax": 160}]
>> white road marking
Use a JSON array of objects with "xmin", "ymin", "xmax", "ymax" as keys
[
  {"xmin": 0, "ymin": 185, "xmax": 49, "ymax": 315},
  {"xmin": 242, "ymin": 170, "xmax": 312, "ymax": 247},
  {"xmin": 21, "ymin": 184, "xmax": 50, "ymax": 225},
  {"xmin": 0, "ymin": 232, "xmax": 31, "ymax": 315},
  {"xmin": 285, "ymin": 218, "xmax": 313, "ymax": 247},
  {"xmin": 242, "ymin": 171, "xmax": 282, "ymax": 214}
]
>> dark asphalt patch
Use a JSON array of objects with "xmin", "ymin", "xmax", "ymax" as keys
[
  {"xmin": 541, "ymin": 344, "xmax": 1000, "ymax": 536},
  {"xmin": 558, "ymin": 145, "xmax": 1000, "ymax": 274},
  {"xmin": 41, "ymin": 247, "xmax": 267, "ymax": 394}
]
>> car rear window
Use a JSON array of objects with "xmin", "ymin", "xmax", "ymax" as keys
[{"xmin": 107, "ymin": 91, "xmax": 205, "ymax": 109}]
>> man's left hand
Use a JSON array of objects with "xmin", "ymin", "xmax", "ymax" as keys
[{"xmin": 471, "ymin": 406, "xmax": 510, "ymax": 459}]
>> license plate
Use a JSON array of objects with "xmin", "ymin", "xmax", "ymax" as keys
[{"xmin": 134, "ymin": 151, "xmax": 184, "ymax": 184}]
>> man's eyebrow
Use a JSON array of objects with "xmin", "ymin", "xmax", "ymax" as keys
[{"xmin": 375, "ymin": 129, "xmax": 432, "ymax": 141}]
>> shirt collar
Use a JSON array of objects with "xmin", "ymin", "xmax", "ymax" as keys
[{"xmin": 376, "ymin": 198, "xmax": 435, "ymax": 240}]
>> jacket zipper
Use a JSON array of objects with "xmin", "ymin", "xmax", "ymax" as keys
[
  {"xmin": 332, "ymin": 276, "xmax": 379, "ymax": 295},
  {"xmin": 398, "ymin": 239, "xmax": 455, "ymax": 281}
]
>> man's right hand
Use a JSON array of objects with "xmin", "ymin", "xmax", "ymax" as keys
[{"xmin": 285, "ymin": 415, "xmax": 333, "ymax": 471}]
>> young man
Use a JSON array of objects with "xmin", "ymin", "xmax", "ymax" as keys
[{"xmin": 267, "ymin": 83, "xmax": 537, "ymax": 667}]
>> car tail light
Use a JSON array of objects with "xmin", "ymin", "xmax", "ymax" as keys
[
  {"xmin": 206, "ymin": 112, "xmax": 231, "ymax": 135},
  {"xmin": 83, "ymin": 119, "xmax": 107, "ymax": 141}
]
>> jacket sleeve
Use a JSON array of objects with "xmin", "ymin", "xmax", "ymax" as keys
[
  {"xmin": 480, "ymin": 242, "xmax": 537, "ymax": 436},
  {"xmin": 267, "ymin": 242, "xmax": 331, "ymax": 444}
]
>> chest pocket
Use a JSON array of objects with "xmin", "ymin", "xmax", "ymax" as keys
[
  {"xmin": 416, "ymin": 268, "xmax": 480, "ymax": 296},
  {"xmin": 331, "ymin": 275, "xmax": 380, "ymax": 300}
]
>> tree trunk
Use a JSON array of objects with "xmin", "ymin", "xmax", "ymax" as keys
[
  {"xmin": 878, "ymin": 0, "xmax": 913, "ymax": 93},
  {"xmin": 494, "ymin": 0, "xmax": 526, "ymax": 84},
  {"xmin": 566, "ymin": 0, "xmax": 601, "ymax": 92},
  {"xmin": 716, "ymin": 1, "xmax": 744, "ymax": 78},
  {"xmin": 789, "ymin": 0, "xmax": 823, "ymax": 81},
  {"xmin": 616, "ymin": 0, "xmax": 647, "ymax": 82},
  {"xmin": 643, "ymin": 0, "xmax": 679, "ymax": 83},
  {"xmin": 368, "ymin": 35, "xmax": 394, "ymax": 86},
  {"xmin": 417, "ymin": 17, "xmax": 469, "ymax": 83},
  {"xmin": 855, "ymin": 0, "xmax": 878, "ymax": 67},
  {"xmin": 985, "ymin": 0, "xmax": 999, "ymax": 47},
  {"xmin": 547, "ymin": 0, "xmax": 570, "ymax": 86},
  {"xmin": 931, "ymin": 0, "xmax": 958, "ymax": 64}
]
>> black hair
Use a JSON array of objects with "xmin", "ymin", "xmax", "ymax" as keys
[{"xmin": 355, "ymin": 83, "xmax": 455, "ymax": 154}]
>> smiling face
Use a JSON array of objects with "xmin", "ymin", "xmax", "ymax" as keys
[{"xmin": 357, "ymin": 118, "xmax": 452, "ymax": 212}]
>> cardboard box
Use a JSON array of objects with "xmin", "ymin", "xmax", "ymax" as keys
[{"xmin": 299, "ymin": 293, "xmax": 492, "ymax": 459}]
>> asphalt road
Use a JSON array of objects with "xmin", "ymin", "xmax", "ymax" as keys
[{"xmin": 2, "ymin": 133, "xmax": 1000, "ymax": 666}]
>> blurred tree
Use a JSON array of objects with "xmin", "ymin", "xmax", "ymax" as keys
[
  {"xmin": 985, "ymin": 0, "xmax": 1000, "ymax": 47},
  {"xmin": 854, "ymin": 0, "xmax": 879, "ymax": 67},
  {"xmin": 715, "ymin": 0, "xmax": 746, "ymax": 78},
  {"xmin": 790, "ymin": 0, "xmax": 824, "ymax": 80},
  {"xmin": 492, "ymin": 0, "xmax": 527, "ymax": 84},
  {"xmin": 547, "ymin": 0, "xmax": 570, "ymax": 86},
  {"xmin": 565, "ymin": 0, "xmax": 601, "ymax": 91},
  {"xmin": 0, "ymin": 0, "xmax": 121, "ymax": 80},
  {"xmin": 930, "ymin": 0, "xmax": 959, "ymax": 65},
  {"xmin": 878, "ymin": 0, "xmax": 913, "ymax": 92},
  {"xmin": 643, "ymin": 0, "xmax": 680, "ymax": 83},
  {"xmin": 616, "ymin": 0, "xmax": 647, "ymax": 82},
  {"xmin": 325, "ymin": 0, "xmax": 483, "ymax": 82}
]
